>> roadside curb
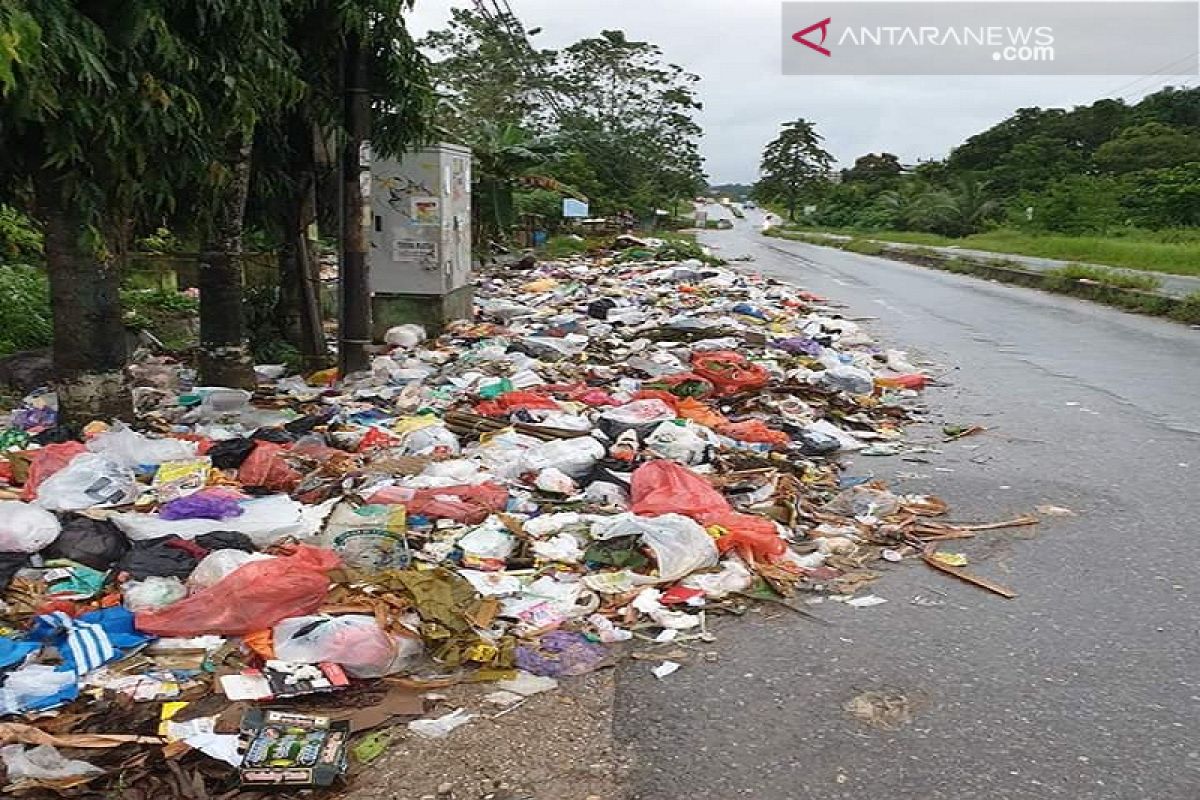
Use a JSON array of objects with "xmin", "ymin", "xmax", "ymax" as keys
[{"xmin": 763, "ymin": 230, "xmax": 1200, "ymax": 325}]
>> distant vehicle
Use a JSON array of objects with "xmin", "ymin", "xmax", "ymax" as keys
[{"xmin": 744, "ymin": 201, "xmax": 756, "ymax": 209}]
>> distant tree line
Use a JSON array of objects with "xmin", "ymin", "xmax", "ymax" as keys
[{"xmin": 754, "ymin": 86, "xmax": 1200, "ymax": 236}]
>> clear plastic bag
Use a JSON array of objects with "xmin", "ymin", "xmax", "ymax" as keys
[
  {"xmin": 517, "ymin": 436, "xmax": 605, "ymax": 480},
  {"xmin": 0, "ymin": 501, "xmax": 61, "ymax": 553},
  {"xmin": 273, "ymin": 614, "xmax": 422, "ymax": 678},
  {"xmin": 33, "ymin": 454, "xmax": 140, "ymax": 511},
  {"xmin": 590, "ymin": 512, "xmax": 718, "ymax": 583},
  {"xmin": 122, "ymin": 576, "xmax": 188, "ymax": 612},
  {"xmin": 0, "ymin": 744, "xmax": 103, "ymax": 781},
  {"xmin": 86, "ymin": 422, "xmax": 196, "ymax": 468}
]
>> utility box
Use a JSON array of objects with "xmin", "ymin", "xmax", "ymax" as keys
[{"xmin": 368, "ymin": 143, "xmax": 473, "ymax": 337}]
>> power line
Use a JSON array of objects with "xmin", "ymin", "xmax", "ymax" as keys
[{"xmin": 1102, "ymin": 51, "xmax": 1199, "ymax": 101}]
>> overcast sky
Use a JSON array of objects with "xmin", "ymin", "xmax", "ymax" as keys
[{"xmin": 407, "ymin": 0, "xmax": 1193, "ymax": 184}]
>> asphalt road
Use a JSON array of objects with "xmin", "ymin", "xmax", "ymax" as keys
[{"xmin": 614, "ymin": 211, "xmax": 1200, "ymax": 800}]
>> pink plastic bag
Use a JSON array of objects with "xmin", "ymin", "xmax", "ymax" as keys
[
  {"xmin": 365, "ymin": 482, "xmax": 509, "ymax": 524},
  {"xmin": 630, "ymin": 461, "xmax": 730, "ymax": 519},
  {"xmin": 134, "ymin": 545, "xmax": 340, "ymax": 636}
]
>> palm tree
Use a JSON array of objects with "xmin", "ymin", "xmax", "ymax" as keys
[{"xmin": 471, "ymin": 121, "xmax": 558, "ymax": 245}]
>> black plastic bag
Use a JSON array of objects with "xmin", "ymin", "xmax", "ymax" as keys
[{"xmin": 44, "ymin": 515, "xmax": 130, "ymax": 571}]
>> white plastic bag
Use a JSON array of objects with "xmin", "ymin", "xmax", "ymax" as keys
[
  {"xmin": 0, "ymin": 501, "xmax": 60, "ymax": 553},
  {"xmin": 591, "ymin": 513, "xmax": 718, "ymax": 583},
  {"xmin": 0, "ymin": 744, "xmax": 103, "ymax": 781},
  {"xmin": 123, "ymin": 576, "xmax": 188, "ymax": 611},
  {"xmin": 109, "ymin": 494, "xmax": 327, "ymax": 546},
  {"xmin": 87, "ymin": 422, "xmax": 196, "ymax": 468},
  {"xmin": 645, "ymin": 422, "xmax": 709, "ymax": 465},
  {"xmin": 187, "ymin": 550, "xmax": 275, "ymax": 592},
  {"xmin": 273, "ymin": 615, "xmax": 421, "ymax": 678},
  {"xmin": 399, "ymin": 425, "xmax": 461, "ymax": 456},
  {"xmin": 384, "ymin": 324, "xmax": 427, "ymax": 348},
  {"xmin": 517, "ymin": 436, "xmax": 605, "ymax": 480},
  {"xmin": 33, "ymin": 454, "xmax": 140, "ymax": 511}
]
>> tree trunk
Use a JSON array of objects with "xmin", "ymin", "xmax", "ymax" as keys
[
  {"xmin": 198, "ymin": 134, "xmax": 257, "ymax": 389},
  {"xmin": 338, "ymin": 31, "xmax": 372, "ymax": 376},
  {"xmin": 276, "ymin": 116, "xmax": 328, "ymax": 369},
  {"xmin": 35, "ymin": 173, "xmax": 130, "ymax": 423}
]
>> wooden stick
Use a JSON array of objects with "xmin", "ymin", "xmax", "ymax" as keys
[{"xmin": 921, "ymin": 551, "xmax": 1017, "ymax": 598}]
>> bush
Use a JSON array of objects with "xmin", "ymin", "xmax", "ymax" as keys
[
  {"xmin": 0, "ymin": 205, "xmax": 43, "ymax": 262},
  {"xmin": 540, "ymin": 235, "xmax": 589, "ymax": 258},
  {"xmin": 841, "ymin": 238, "xmax": 886, "ymax": 256},
  {"xmin": 0, "ymin": 264, "xmax": 52, "ymax": 355}
]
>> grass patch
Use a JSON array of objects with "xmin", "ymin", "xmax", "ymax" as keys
[
  {"xmin": 539, "ymin": 234, "xmax": 590, "ymax": 258},
  {"xmin": 1043, "ymin": 263, "xmax": 1161, "ymax": 291},
  {"xmin": 841, "ymin": 238, "xmax": 886, "ymax": 256},
  {"xmin": 1170, "ymin": 291, "xmax": 1200, "ymax": 324},
  {"xmin": 776, "ymin": 225, "xmax": 1200, "ymax": 277}
]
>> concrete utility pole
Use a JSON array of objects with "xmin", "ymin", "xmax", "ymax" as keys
[{"xmin": 339, "ymin": 30, "xmax": 372, "ymax": 376}]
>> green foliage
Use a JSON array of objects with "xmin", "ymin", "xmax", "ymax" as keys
[
  {"xmin": 842, "ymin": 153, "xmax": 903, "ymax": 185},
  {"xmin": 755, "ymin": 119, "xmax": 833, "ymax": 220},
  {"xmin": 1094, "ymin": 122, "xmax": 1200, "ymax": 174},
  {"xmin": 0, "ymin": 203, "xmax": 41, "ymax": 260},
  {"xmin": 0, "ymin": 263, "xmax": 51, "ymax": 354},
  {"xmin": 1121, "ymin": 162, "xmax": 1200, "ymax": 228},
  {"xmin": 423, "ymin": 13, "xmax": 705, "ymax": 224},
  {"xmin": 515, "ymin": 189, "xmax": 564, "ymax": 223},
  {"xmin": 539, "ymin": 234, "xmax": 588, "ymax": 258},
  {"xmin": 1043, "ymin": 263, "xmax": 1161, "ymax": 291}
]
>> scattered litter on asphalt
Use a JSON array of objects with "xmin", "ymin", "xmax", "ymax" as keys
[
  {"xmin": 844, "ymin": 690, "xmax": 913, "ymax": 730},
  {"xmin": 0, "ymin": 234, "xmax": 1038, "ymax": 795}
]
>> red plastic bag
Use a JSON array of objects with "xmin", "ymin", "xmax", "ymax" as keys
[
  {"xmin": 473, "ymin": 391, "xmax": 561, "ymax": 417},
  {"xmin": 237, "ymin": 442, "xmax": 301, "ymax": 492},
  {"xmin": 706, "ymin": 510, "xmax": 787, "ymax": 561},
  {"xmin": 365, "ymin": 482, "xmax": 509, "ymax": 524},
  {"xmin": 630, "ymin": 461, "xmax": 730, "ymax": 519},
  {"xmin": 875, "ymin": 373, "xmax": 927, "ymax": 390},
  {"xmin": 690, "ymin": 351, "xmax": 769, "ymax": 397},
  {"xmin": 715, "ymin": 419, "xmax": 791, "ymax": 446},
  {"xmin": 630, "ymin": 390, "xmax": 679, "ymax": 411},
  {"xmin": 134, "ymin": 545, "xmax": 341, "ymax": 636},
  {"xmin": 21, "ymin": 442, "xmax": 88, "ymax": 501}
]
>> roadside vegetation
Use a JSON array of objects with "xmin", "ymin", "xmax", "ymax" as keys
[{"xmin": 752, "ymin": 87, "xmax": 1200, "ymax": 277}]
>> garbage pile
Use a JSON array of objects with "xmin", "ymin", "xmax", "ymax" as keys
[{"xmin": 0, "ymin": 238, "xmax": 997, "ymax": 796}]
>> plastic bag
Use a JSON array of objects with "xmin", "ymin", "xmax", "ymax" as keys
[
  {"xmin": 517, "ymin": 437, "xmax": 605, "ymax": 481},
  {"xmin": 20, "ymin": 441, "xmax": 87, "ymax": 502},
  {"xmin": 0, "ymin": 745, "xmax": 103, "ymax": 781},
  {"xmin": 0, "ymin": 665, "xmax": 78, "ymax": 716},
  {"xmin": 817, "ymin": 364, "xmax": 875, "ymax": 395},
  {"xmin": 384, "ymin": 323, "xmax": 427, "ymax": 348},
  {"xmin": 690, "ymin": 351, "xmax": 769, "ymax": 396},
  {"xmin": 204, "ymin": 437, "xmax": 256, "ymax": 469},
  {"xmin": 33, "ymin": 454, "xmax": 139, "ymax": 511},
  {"xmin": 397, "ymin": 425, "xmax": 461, "ymax": 457},
  {"xmin": 591, "ymin": 512, "xmax": 717, "ymax": 583},
  {"xmin": 134, "ymin": 545, "xmax": 340, "ymax": 636},
  {"xmin": 273, "ymin": 615, "xmax": 421, "ymax": 678},
  {"xmin": 123, "ymin": 576, "xmax": 188, "ymax": 612},
  {"xmin": 706, "ymin": 511, "xmax": 788, "ymax": 561},
  {"xmin": 237, "ymin": 442, "xmax": 301, "ymax": 492},
  {"xmin": 630, "ymin": 461, "xmax": 730, "ymax": 519},
  {"xmin": 159, "ymin": 491, "xmax": 243, "ymax": 521},
  {"xmin": 318, "ymin": 503, "xmax": 409, "ymax": 572},
  {"xmin": 674, "ymin": 397, "xmax": 729, "ymax": 428},
  {"xmin": 0, "ymin": 501, "xmax": 60, "ymax": 553},
  {"xmin": 86, "ymin": 423, "xmax": 196, "ymax": 468},
  {"xmin": 109, "ymin": 494, "xmax": 323, "ymax": 546},
  {"xmin": 514, "ymin": 631, "xmax": 607, "ymax": 677},
  {"xmin": 715, "ymin": 419, "xmax": 791, "ymax": 446},
  {"xmin": 823, "ymin": 486, "xmax": 902, "ymax": 518},
  {"xmin": 187, "ymin": 549, "xmax": 275, "ymax": 592},
  {"xmin": 597, "ymin": 400, "xmax": 676, "ymax": 438},
  {"xmin": 365, "ymin": 483, "xmax": 509, "ymax": 524},
  {"xmin": 42, "ymin": 515, "xmax": 128, "ymax": 570},
  {"xmin": 644, "ymin": 422, "xmax": 710, "ymax": 465}
]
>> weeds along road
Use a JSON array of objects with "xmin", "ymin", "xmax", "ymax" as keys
[{"xmin": 614, "ymin": 209, "xmax": 1200, "ymax": 800}]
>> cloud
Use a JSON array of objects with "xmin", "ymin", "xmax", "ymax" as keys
[{"xmin": 408, "ymin": 0, "xmax": 1185, "ymax": 183}]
